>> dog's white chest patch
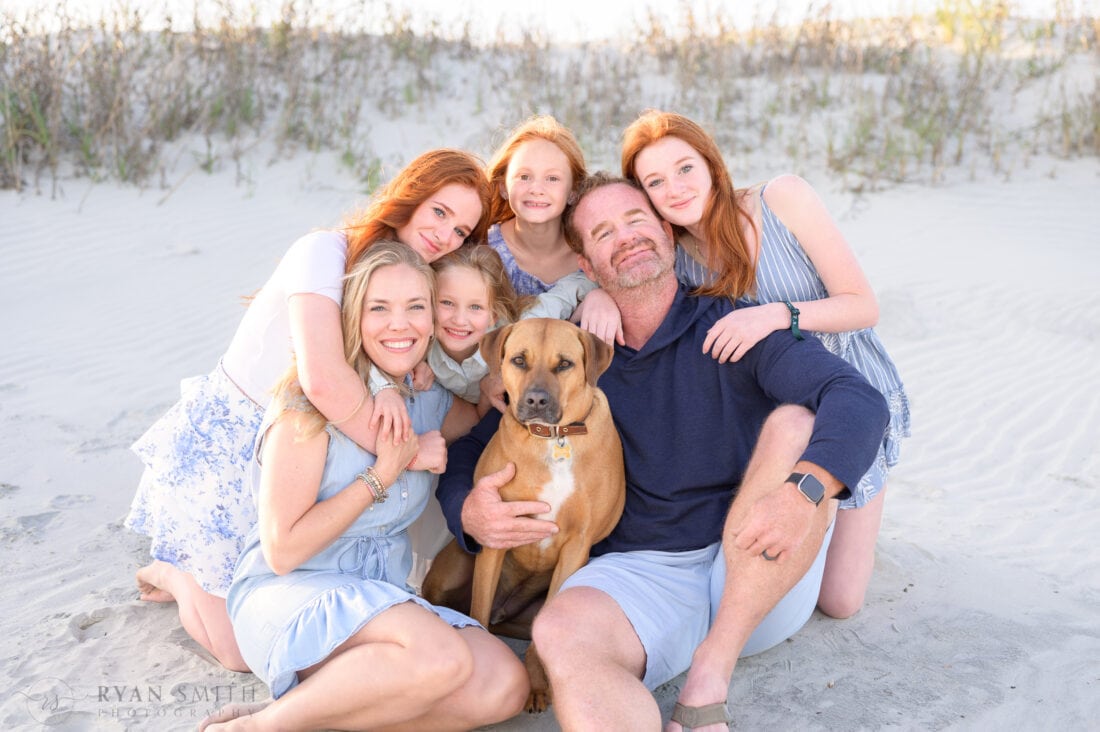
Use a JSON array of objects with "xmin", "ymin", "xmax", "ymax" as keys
[{"xmin": 536, "ymin": 440, "xmax": 576, "ymax": 542}]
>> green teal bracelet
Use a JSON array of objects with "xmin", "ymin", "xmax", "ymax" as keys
[{"xmin": 782, "ymin": 300, "xmax": 804, "ymax": 341}]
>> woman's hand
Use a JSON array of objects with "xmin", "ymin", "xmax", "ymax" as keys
[
  {"xmin": 372, "ymin": 430, "xmax": 420, "ymax": 486},
  {"xmin": 369, "ymin": 387, "xmax": 412, "ymax": 442},
  {"xmin": 703, "ymin": 303, "xmax": 788, "ymax": 363}
]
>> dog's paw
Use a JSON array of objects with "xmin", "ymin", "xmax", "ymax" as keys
[{"xmin": 525, "ymin": 689, "xmax": 551, "ymax": 714}]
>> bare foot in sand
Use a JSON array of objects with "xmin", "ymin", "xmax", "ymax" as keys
[
  {"xmin": 135, "ymin": 561, "xmax": 176, "ymax": 603},
  {"xmin": 198, "ymin": 701, "xmax": 270, "ymax": 730}
]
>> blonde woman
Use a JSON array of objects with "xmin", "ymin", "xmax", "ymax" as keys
[{"xmin": 202, "ymin": 241, "xmax": 525, "ymax": 731}]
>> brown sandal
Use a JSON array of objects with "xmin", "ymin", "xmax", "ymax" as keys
[{"xmin": 671, "ymin": 701, "xmax": 732, "ymax": 729}]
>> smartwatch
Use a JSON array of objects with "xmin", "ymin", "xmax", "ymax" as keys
[{"xmin": 787, "ymin": 472, "xmax": 825, "ymax": 506}]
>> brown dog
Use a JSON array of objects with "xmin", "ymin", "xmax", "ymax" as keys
[{"xmin": 422, "ymin": 318, "xmax": 625, "ymax": 712}]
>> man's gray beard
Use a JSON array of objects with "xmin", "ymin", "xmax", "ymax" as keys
[{"xmin": 612, "ymin": 247, "xmax": 674, "ymax": 291}]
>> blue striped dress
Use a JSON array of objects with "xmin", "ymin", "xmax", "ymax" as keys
[{"xmin": 675, "ymin": 189, "xmax": 910, "ymax": 509}]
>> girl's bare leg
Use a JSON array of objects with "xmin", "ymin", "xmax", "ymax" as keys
[
  {"xmin": 135, "ymin": 560, "xmax": 248, "ymax": 671},
  {"xmin": 817, "ymin": 486, "xmax": 887, "ymax": 619}
]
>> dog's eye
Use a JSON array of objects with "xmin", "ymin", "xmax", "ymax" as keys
[
  {"xmin": 510, "ymin": 355, "xmax": 527, "ymax": 369},
  {"xmin": 554, "ymin": 359, "xmax": 573, "ymax": 373}
]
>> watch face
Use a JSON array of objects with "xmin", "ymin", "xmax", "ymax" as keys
[{"xmin": 797, "ymin": 473, "xmax": 826, "ymax": 504}]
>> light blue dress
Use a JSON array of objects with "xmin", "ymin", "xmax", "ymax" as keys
[
  {"xmin": 675, "ymin": 188, "xmax": 911, "ymax": 509},
  {"xmin": 227, "ymin": 379, "xmax": 478, "ymax": 699}
]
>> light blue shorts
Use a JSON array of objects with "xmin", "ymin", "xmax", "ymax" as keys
[{"xmin": 560, "ymin": 521, "xmax": 833, "ymax": 690}]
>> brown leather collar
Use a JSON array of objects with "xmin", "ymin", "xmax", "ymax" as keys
[{"xmin": 525, "ymin": 422, "xmax": 588, "ymax": 438}]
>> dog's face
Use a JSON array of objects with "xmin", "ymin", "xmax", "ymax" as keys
[{"xmin": 481, "ymin": 318, "xmax": 613, "ymax": 426}]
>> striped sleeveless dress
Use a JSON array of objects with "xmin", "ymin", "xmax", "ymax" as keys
[{"xmin": 674, "ymin": 189, "xmax": 910, "ymax": 509}]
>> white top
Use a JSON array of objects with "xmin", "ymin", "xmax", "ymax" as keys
[
  {"xmin": 426, "ymin": 340, "xmax": 488, "ymax": 404},
  {"xmin": 221, "ymin": 230, "xmax": 348, "ymax": 405}
]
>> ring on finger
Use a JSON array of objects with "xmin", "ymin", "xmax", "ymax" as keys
[{"xmin": 761, "ymin": 549, "xmax": 779, "ymax": 561}]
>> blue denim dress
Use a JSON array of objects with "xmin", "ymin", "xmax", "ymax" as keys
[{"xmin": 227, "ymin": 381, "xmax": 477, "ymax": 698}]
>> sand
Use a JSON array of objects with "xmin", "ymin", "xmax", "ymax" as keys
[{"xmin": 1, "ymin": 145, "xmax": 1098, "ymax": 730}]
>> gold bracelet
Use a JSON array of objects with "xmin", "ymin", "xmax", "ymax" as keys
[
  {"xmin": 356, "ymin": 467, "xmax": 387, "ymax": 503},
  {"xmin": 331, "ymin": 388, "xmax": 368, "ymax": 425}
]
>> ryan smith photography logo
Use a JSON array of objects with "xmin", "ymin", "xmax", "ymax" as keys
[
  {"xmin": 17, "ymin": 678, "xmax": 77, "ymax": 725},
  {"xmin": 17, "ymin": 679, "xmax": 268, "ymax": 725}
]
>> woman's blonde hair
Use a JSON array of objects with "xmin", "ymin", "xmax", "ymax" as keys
[
  {"xmin": 431, "ymin": 244, "xmax": 525, "ymax": 326},
  {"xmin": 486, "ymin": 115, "xmax": 587, "ymax": 225},
  {"xmin": 621, "ymin": 109, "xmax": 758, "ymax": 298},
  {"xmin": 271, "ymin": 241, "xmax": 435, "ymax": 439}
]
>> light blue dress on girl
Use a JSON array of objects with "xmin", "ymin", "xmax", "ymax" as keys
[
  {"xmin": 227, "ymin": 378, "xmax": 478, "ymax": 699},
  {"xmin": 675, "ymin": 187, "xmax": 911, "ymax": 509}
]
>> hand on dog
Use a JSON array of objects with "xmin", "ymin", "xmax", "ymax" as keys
[{"xmin": 461, "ymin": 462, "xmax": 558, "ymax": 550}]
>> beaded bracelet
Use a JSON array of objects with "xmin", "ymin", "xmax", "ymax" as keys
[
  {"xmin": 356, "ymin": 467, "xmax": 387, "ymax": 504},
  {"xmin": 371, "ymin": 381, "xmax": 400, "ymax": 398}
]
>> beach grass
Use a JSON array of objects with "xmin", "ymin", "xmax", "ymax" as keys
[{"xmin": 1, "ymin": 0, "xmax": 1096, "ymax": 194}]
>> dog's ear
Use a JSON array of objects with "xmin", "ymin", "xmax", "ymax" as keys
[
  {"xmin": 480, "ymin": 323, "xmax": 513, "ymax": 377},
  {"xmin": 578, "ymin": 328, "xmax": 614, "ymax": 385}
]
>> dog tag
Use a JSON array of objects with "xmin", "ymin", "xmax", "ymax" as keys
[{"xmin": 552, "ymin": 438, "xmax": 572, "ymax": 461}]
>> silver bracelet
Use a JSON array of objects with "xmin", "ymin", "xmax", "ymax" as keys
[
  {"xmin": 356, "ymin": 468, "xmax": 387, "ymax": 503},
  {"xmin": 370, "ymin": 381, "xmax": 400, "ymax": 398}
]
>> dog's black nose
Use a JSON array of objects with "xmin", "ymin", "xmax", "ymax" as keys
[
  {"xmin": 523, "ymin": 388, "xmax": 550, "ymax": 411},
  {"xmin": 517, "ymin": 386, "xmax": 559, "ymax": 423}
]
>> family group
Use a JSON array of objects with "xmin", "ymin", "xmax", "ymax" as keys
[{"xmin": 125, "ymin": 111, "xmax": 909, "ymax": 731}]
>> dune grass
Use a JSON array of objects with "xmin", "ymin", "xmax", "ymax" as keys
[{"xmin": 1, "ymin": 1, "xmax": 1096, "ymax": 194}]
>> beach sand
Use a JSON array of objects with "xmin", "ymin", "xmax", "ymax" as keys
[{"xmin": 1, "ymin": 148, "xmax": 1097, "ymax": 730}]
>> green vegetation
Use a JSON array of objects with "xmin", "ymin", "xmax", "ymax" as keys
[{"xmin": 1, "ymin": 1, "xmax": 1096, "ymax": 193}]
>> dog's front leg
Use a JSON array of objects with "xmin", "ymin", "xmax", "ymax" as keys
[
  {"xmin": 543, "ymin": 536, "xmax": 593, "ymax": 601},
  {"xmin": 470, "ymin": 547, "xmax": 507, "ymax": 627}
]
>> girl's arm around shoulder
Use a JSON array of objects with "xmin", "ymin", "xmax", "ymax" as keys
[
  {"xmin": 760, "ymin": 174, "xmax": 878, "ymax": 332},
  {"xmin": 290, "ymin": 293, "xmax": 412, "ymax": 447}
]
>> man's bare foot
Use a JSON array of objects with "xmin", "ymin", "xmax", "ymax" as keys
[
  {"xmin": 198, "ymin": 701, "xmax": 270, "ymax": 731},
  {"xmin": 135, "ymin": 562, "xmax": 175, "ymax": 603}
]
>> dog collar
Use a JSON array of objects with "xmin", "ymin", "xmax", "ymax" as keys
[{"xmin": 525, "ymin": 422, "xmax": 588, "ymax": 439}]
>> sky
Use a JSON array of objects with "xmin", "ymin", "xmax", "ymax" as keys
[{"xmin": 4, "ymin": 0, "xmax": 1092, "ymax": 43}]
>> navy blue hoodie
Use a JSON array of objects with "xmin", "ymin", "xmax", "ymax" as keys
[{"xmin": 437, "ymin": 286, "xmax": 889, "ymax": 556}]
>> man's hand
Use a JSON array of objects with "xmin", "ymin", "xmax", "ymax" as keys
[
  {"xmin": 460, "ymin": 462, "xmax": 558, "ymax": 549},
  {"xmin": 729, "ymin": 482, "xmax": 817, "ymax": 563}
]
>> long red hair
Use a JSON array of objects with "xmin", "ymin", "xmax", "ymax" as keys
[
  {"xmin": 343, "ymin": 149, "xmax": 492, "ymax": 271},
  {"xmin": 485, "ymin": 115, "xmax": 587, "ymax": 225},
  {"xmin": 621, "ymin": 110, "xmax": 757, "ymax": 298}
]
